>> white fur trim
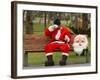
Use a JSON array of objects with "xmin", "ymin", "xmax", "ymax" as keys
[
  {"xmin": 54, "ymin": 25, "xmax": 58, "ymax": 28},
  {"xmin": 51, "ymin": 41, "xmax": 65, "ymax": 44},
  {"xmin": 64, "ymin": 35, "xmax": 70, "ymax": 42},
  {"xmin": 48, "ymin": 25, "xmax": 58, "ymax": 32},
  {"xmin": 62, "ymin": 53, "xmax": 69, "ymax": 56},
  {"xmin": 46, "ymin": 53, "xmax": 53, "ymax": 56},
  {"xmin": 55, "ymin": 30, "xmax": 61, "ymax": 40},
  {"xmin": 48, "ymin": 25, "xmax": 54, "ymax": 32}
]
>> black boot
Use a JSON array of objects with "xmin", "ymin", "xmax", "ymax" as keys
[
  {"xmin": 45, "ymin": 55, "xmax": 54, "ymax": 66},
  {"xmin": 59, "ymin": 55, "xmax": 67, "ymax": 66}
]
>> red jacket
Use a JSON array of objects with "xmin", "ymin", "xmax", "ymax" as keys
[{"xmin": 45, "ymin": 25, "xmax": 72, "ymax": 43}]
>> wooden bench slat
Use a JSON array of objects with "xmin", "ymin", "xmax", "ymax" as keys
[{"xmin": 24, "ymin": 34, "xmax": 75, "ymax": 52}]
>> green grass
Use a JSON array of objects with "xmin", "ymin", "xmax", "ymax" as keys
[
  {"xmin": 33, "ymin": 23, "xmax": 45, "ymax": 32},
  {"xmin": 28, "ymin": 51, "xmax": 90, "ymax": 66}
]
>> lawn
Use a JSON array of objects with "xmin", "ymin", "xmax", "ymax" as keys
[{"xmin": 27, "ymin": 51, "xmax": 90, "ymax": 66}]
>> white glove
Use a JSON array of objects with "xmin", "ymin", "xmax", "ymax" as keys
[{"xmin": 48, "ymin": 25, "xmax": 58, "ymax": 32}]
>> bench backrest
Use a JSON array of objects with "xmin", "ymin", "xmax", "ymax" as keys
[{"xmin": 24, "ymin": 34, "xmax": 75, "ymax": 52}]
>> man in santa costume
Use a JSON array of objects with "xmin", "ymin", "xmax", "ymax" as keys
[{"xmin": 44, "ymin": 19, "xmax": 71, "ymax": 66}]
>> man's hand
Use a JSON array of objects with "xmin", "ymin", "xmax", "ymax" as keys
[
  {"xmin": 48, "ymin": 25, "xmax": 58, "ymax": 32},
  {"xmin": 64, "ymin": 35, "xmax": 70, "ymax": 43}
]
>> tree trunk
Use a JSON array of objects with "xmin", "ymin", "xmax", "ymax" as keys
[
  {"xmin": 25, "ymin": 11, "xmax": 33, "ymax": 34},
  {"xmin": 82, "ymin": 14, "xmax": 89, "ymax": 34}
]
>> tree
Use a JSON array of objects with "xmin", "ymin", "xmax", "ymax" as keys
[
  {"xmin": 25, "ymin": 11, "xmax": 34, "ymax": 34},
  {"xmin": 82, "ymin": 14, "xmax": 89, "ymax": 33}
]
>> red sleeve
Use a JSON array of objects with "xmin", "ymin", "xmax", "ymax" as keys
[
  {"xmin": 64, "ymin": 27, "xmax": 72, "ymax": 44},
  {"xmin": 67, "ymin": 32, "xmax": 72, "ymax": 44},
  {"xmin": 45, "ymin": 28, "xmax": 52, "ymax": 36}
]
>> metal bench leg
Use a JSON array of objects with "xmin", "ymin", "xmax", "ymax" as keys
[
  {"xmin": 86, "ymin": 48, "xmax": 89, "ymax": 63},
  {"xmin": 23, "ymin": 51, "xmax": 28, "ymax": 67}
]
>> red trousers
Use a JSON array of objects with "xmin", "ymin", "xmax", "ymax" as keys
[{"xmin": 45, "ymin": 42, "xmax": 70, "ymax": 55}]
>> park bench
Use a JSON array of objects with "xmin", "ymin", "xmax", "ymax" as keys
[{"xmin": 23, "ymin": 33, "xmax": 89, "ymax": 66}]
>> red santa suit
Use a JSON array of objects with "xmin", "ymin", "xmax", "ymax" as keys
[{"xmin": 45, "ymin": 25, "xmax": 71, "ymax": 56}]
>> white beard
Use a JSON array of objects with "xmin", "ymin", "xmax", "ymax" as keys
[
  {"xmin": 73, "ymin": 43, "xmax": 85, "ymax": 55},
  {"xmin": 73, "ymin": 35, "xmax": 88, "ymax": 55}
]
